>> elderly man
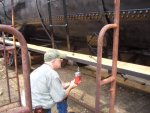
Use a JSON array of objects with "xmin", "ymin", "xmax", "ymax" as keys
[{"xmin": 30, "ymin": 49, "xmax": 78, "ymax": 113}]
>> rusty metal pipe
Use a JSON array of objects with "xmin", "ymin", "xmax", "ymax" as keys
[
  {"xmin": 100, "ymin": 76, "xmax": 115, "ymax": 86},
  {"xmin": 2, "ymin": 33, "xmax": 11, "ymax": 103},
  {"xmin": 11, "ymin": 0, "xmax": 21, "ymax": 106},
  {"xmin": 109, "ymin": 0, "xmax": 120, "ymax": 113},
  {"xmin": 0, "ymin": 24, "xmax": 32, "ymax": 112},
  {"xmin": 95, "ymin": 24, "xmax": 117, "ymax": 113}
]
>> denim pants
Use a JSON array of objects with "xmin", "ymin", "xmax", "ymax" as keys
[{"xmin": 47, "ymin": 99, "xmax": 68, "ymax": 113}]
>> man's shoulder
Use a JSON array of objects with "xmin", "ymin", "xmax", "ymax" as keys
[
  {"xmin": 30, "ymin": 64, "xmax": 49, "ymax": 76},
  {"xmin": 41, "ymin": 64, "xmax": 60, "ymax": 79},
  {"xmin": 47, "ymin": 69, "xmax": 59, "ymax": 79}
]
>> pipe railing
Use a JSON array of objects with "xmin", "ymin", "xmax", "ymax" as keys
[
  {"xmin": 0, "ymin": 25, "xmax": 32, "ymax": 113},
  {"xmin": 95, "ymin": 0, "xmax": 120, "ymax": 113}
]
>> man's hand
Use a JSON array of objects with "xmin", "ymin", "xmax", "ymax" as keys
[
  {"xmin": 62, "ymin": 82, "xmax": 70, "ymax": 89},
  {"xmin": 65, "ymin": 80, "xmax": 78, "ymax": 98},
  {"xmin": 69, "ymin": 79, "xmax": 78, "ymax": 89}
]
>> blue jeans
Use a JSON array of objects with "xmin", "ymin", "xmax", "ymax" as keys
[
  {"xmin": 57, "ymin": 99, "xmax": 68, "ymax": 113},
  {"xmin": 47, "ymin": 109, "xmax": 51, "ymax": 113},
  {"xmin": 47, "ymin": 99, "xmax": 68, "ymax": 113}
]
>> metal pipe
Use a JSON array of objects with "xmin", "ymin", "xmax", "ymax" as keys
[
  {"xmin": 100, "ymin": 76, "xmax": 115, "ymax": 86},
  {"xmin": 47, "ymin": 0, "xmax": 55, "ymax": 48},
  {"xmin": 109, "ymin": 0, "xmax": 120, "ymax": 113},
  {"xmin": 11, "ymin": 0, "xmax": 14, "ymax": 28},
  {"xmin": 11, "ymin": 0, "xmax": 21, "ymax": 106},
  {"xmin": 95, "ymin": 24, "xmax": 117, "ymax": 113},
  {"xmin": 0, "ymin": 25, "xmax": 32, "ymax": 112},
  {"xmin": 2, "ymin": 33, "xmax": 11, "ymax": 103},
  {"xmin": 62, "ymin": 0, "xmax": 71, "ymax": 51}
]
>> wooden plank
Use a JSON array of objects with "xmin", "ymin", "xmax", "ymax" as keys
[
  {"xmin": 0, "ymin": 39, "xmax": 150, "ymax": 80},
  {"xmin": 84, "ymin": 66, "xmax": 150, "ymax": 93}
]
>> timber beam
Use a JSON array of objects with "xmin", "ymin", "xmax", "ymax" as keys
[{"xmin": 0, "ymin": 39, "xmax": 150, "ymax": 80}]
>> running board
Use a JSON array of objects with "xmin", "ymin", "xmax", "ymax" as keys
[{"xmin": 0, "ymin": 39, "xmax": 150, "ymax": 80}]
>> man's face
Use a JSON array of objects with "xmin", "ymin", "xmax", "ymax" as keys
[{"xmin": 53, "ymin": 58, "xmax": 63, "ymax": 69}]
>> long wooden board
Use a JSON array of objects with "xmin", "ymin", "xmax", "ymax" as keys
[{"xmin": 0, "ymin": 39, "xmax": 150, "ymax": 80}]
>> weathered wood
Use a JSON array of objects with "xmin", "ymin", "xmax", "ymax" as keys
[
  {"xmin": 0, "ymin": 39, "xmax": 150, "ymax": 80},
  {"xmin": 84, "ymin": 66, "xmax": 150, "ymax": 93}
]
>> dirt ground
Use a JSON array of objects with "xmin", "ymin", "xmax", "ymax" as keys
[
  {"xmin": 57, "ymin": 65, "xmax": 150, "ymax": 113},
  {"xmin": 0, "ymin": 58, "xmax": 150, "ymax": 113}
]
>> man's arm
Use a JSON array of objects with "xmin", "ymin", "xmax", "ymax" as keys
[
  {"xmin": 62, "ymin": 82, "xmax": 70, "ymax": 89},
  {"xmin": 64, "ymin": 80, "xmax": 77, "ymax": 99}
]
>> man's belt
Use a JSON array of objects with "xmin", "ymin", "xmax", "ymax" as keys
[{"xmin": 33, "ymin": 106, "xmax": 49, "ymax": 113}]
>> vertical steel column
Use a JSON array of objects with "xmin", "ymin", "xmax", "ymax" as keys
[
  {"xmin": 62, "ymin": 0, "xmax": 71, "ymax": 51},
  {"xmin": 47, "ymin": 0, "xmax": 55, "ymax": 48},
  {"xmin": 95, "ymin": 0, "xmax": 120, "ymax": 113},
  {"xmin": 48, "ymin": 0, "xmax": 71, "ymax": 51}
]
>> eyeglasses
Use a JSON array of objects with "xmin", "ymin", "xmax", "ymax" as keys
[
  {"xmin": 55, "ymin": 58, "xmax": 63, "ymax": 62},
  {"xmin": 60, "ymin": 58, "xmax": 63, "ymax": 62}
]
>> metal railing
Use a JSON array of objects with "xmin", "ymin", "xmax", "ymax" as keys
[
  {"xmin": 95, "ymin": 0, "xmax": 120, "ymax": 113},
  {"xmin": 0, "ymin": 25, "xmax": 32, "ymax": 113}
]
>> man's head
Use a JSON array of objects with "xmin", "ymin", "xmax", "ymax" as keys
[{"xmin": 44, "ymin": 49, "xmax": 66, "ymax": 69}]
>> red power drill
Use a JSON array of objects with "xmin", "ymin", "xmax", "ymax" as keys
[{"xmin": 74, "ymin": 67, "xmax": 81, "ymax": 85}]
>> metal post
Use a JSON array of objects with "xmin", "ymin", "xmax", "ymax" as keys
[
  {"xmin": 11, "ymin": 0, "xmax": 21, "ymax": 106},
  {"xmin": 109, "ymin": 0, "xmax": 120, "ymax": 113},
  {"xmin": 62, "ymin": 0, "xmax": 71, "ymax": 51},
  {"xmin": 47, "ymin": 0, "xmax": 55, "ymax": 48}
]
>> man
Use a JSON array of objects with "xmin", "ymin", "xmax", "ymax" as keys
[{"xmin": 30, "ymin": 49, "xmax": 78, "ymax": 113}]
